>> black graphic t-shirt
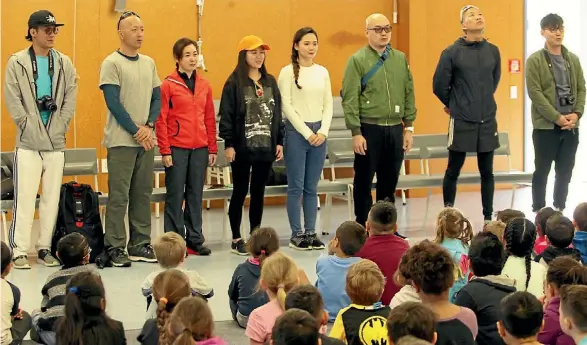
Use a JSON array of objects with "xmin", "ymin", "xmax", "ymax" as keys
[
  {"xmin": 218, "ymin": 73, "xmax": 284, "ymax": 162},
  {"xmin": 330, "ymin": 303, "xmax": 390, "ymax": 345},
  {"xmin": 243, "ymin": 84, "xmax": 275, "ymax": 150}
]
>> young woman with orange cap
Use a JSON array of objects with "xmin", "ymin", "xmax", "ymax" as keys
[{"xmin": 218, "ymin": 35, "xmax": 285, "ymax": 255}]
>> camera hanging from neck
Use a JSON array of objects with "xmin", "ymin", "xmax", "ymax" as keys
[{"xmin": 28, "ymin": 46, "xmax": 54, "ymax": 88}]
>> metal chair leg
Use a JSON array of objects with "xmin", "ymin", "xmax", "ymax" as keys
[
  {"xmin": 206, "ymin": 167, "xmax": 212, "ymax": 210},
  {"xmin": 400, "ymin": 161, "xmax": 407, "ymax": 205},
  {"xmin": 2, "ymin": 212, "xmax": 8, "ymax": 244},
  {"xmin": 154, "ymin": 172, "xmax": 162, "ymax": 218}
]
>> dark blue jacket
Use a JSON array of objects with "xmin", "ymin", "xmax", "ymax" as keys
[
  {"xmin": 228, "ymin": 259, "xmax": 268, "ymax": 317},
  {"xmin": 573, "ymin": 231, "xmax": 587, "ymax": 264}
]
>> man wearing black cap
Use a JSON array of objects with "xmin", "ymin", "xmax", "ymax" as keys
[
  {"xmin": 4, "ymin": 10, "xmax": 78, "ymax": 269},
  {"xmin": 433, "ymin": 5, "xmax": 501, "ymax": 223}
]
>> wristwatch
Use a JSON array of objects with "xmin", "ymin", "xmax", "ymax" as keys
[
  {"xmin": 405, "ymin": 126, "xmax": 414, "ymax": 133},
  {"xmin": 146, "ymin": 121, "xmax": 155, "ymax": 129}
]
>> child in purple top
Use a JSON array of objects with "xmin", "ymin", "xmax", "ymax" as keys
[{"xmin": 538, "ymin": 256, "xmax": 587, "ymax": 345}]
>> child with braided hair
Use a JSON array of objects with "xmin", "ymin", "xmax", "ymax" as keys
[
  {"xmin": 501, "ymin": 218, "xmax": 547, "ymax": 297},
  {"xmin": 138, "ymin": 269, "xmax": 191, "ymax": 345},
  {"xmin": 164, "ymin": 296, "xmax": 225, "ymax": 345},
  {"xmin": 434, "ymin": 207, "xmax": 474, "ymax": 302}
]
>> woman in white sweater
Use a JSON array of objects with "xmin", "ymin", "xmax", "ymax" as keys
[
  {"xmin": 501, "ymin": 218, "xmax": 547, "ymax": 297},
  {"xmin": 278, "ymin": 27, "xmax": 333, "ymax": 250}
]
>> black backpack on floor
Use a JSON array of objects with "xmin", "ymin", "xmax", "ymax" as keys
[{"xmin": 51, "ymin": 182, "xmax": 104, "ymax": 263}]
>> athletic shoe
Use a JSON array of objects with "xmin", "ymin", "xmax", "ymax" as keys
[
  {"xmin": 289, "ymin": 234, "xmax": 311, "ymax": 251},
  {"xmin": 231, "ymin": 239, "xmax": 248, "ymax": 256},
  {"xmin": 188, "ymin": 244, "xmax": 212, "ymax": 256},
  {"xmin": 307, "ymin": 234, "xmax": 325, "ymax": 250},
  {"xmin": 128, "ymin": 244, "xmax": 157, "ymax": 263},
  {"xmin": 108, "ymin": 248, "xmax": 132, "ymax": 267},
  {"xmin": 37, "ymin": 249, "xmax": 60, "ymax": 267},
  {"xmin": 12, "ymin": 256, "xmax": 31, "ymax": 269}
]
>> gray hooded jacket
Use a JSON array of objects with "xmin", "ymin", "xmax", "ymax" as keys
[{"xmin": 4, "ymin": 47, "xmax": 77, "ymax": 151}]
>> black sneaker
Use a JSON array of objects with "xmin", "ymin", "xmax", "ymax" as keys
[
  {"xmin": 289, "ymin": 234, "xmax": 311, "ymax": 251},
  {"xmin": 108, "ymin": 248, "xmax": 132, "ymax": 267},
  {"xmin": 231, "ymin": 239, "xmax": 248, "ymax": 256},
  {"xmin": 188, "ymin": 243, "xmax": 212, "ymax": 256},
  {"xmin": 128, "ymin": 244, "xmax": 157, "ymax": 263},
  {"xmin": 307, "ymin": 234, "xmax": 325, "ymax": 250}
]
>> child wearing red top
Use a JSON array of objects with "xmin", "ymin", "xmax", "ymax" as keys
[
  {"xmin": 534, "ymin": 207, "xmax": 558, "ymax": 256},
  {"xmin": 357, "ymin": 201, "xmax": 409, "ymax": 305}
]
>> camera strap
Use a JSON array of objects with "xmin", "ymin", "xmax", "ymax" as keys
[{"xmin": 28, "ymin": 46, "xmax": 54, "ymax": 97}]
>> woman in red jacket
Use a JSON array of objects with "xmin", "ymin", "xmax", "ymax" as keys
[{"xmin": 156, "ymin": 37, "xmax": 217, "ymax": 255}]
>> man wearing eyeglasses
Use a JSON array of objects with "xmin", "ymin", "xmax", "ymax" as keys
[
  {"xmin": 4, "ymin": 10, "xmax": 78, "ymax": 269},
  {"xmin": 433, "ymin": 5, "xmax": 501, "ymax": 223},
  {"xmin": 341, "ymin": 13, "xmax": 416, "ymax": 226},
  {"xmin": 526, "ymin": 13, "xmax": 585, "ymax": 213},
  {"xmin": 99, "ymin": 11, "xmax": 161, "ymax": 267}
]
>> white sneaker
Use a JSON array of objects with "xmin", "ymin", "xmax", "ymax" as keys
[{"xmin": 12, "ymin": 256, "xmax": 31, "ymax": 269}]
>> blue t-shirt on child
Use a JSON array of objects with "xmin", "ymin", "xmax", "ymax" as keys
[
  {"xmin": 316, "ymin": 255, "xmax": 362, "ymax": 322},
  {"xmin": 36, "ymin": 54, "xmax": 53, "ymax": 126}
]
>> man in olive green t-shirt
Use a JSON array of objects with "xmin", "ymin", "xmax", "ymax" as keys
[{"xmin": 99, "ymin": 11, "xmax": 161, "ymax": 267}]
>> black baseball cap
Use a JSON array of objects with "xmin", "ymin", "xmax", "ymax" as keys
[{"xmin": 28, "ymin": 10, "xmax": 65, "ymax": 28}]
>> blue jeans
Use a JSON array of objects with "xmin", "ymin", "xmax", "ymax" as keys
[{"xmin": 284, "ymin": 121, "xmax": 327, "ymax": 237}]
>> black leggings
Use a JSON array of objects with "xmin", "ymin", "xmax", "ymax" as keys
[
  {"xmin": 228, "ymin": 158, "xmax": 272, "ymax": 239},
  {"xmin": 443, "ymin": 150, "xmax": 495, "ymax": 219}
]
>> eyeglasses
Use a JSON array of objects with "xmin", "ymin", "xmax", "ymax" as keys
[
  {"xmin": 367, "ymin": 26, "xmax": 391, "ymax": 34},
  {"xmin": 117, "ymin": 11, "xmax": 140, "ymax": 29},
  {"xmin": 39, "ymin": 26, "xmax": 59, "ymax": 35},
  {"xmin": 547, "ymin": 26, "xmax": 565, "ymax": 33}
]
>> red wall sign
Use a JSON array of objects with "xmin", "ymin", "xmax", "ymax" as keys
[{"xmin": 509, "ymin": 59, "xmax": 521, "ymax": 73}]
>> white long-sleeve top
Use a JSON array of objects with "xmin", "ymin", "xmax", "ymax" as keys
[{"xmin": 277, "ymin": 63, "xmax": 333, "ymax": 139}]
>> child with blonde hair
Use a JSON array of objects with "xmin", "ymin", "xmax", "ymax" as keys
[
  {"xmin": 330, "ymin": 259, "xmax": 390, "ymax": 345},
  {"xmin": 483, "ymin": 220, "xmax": 506, "ymax": 243},
  {"xmin": 142, "ymin": 232, "xmax": 213, "ymax": 318},
  {"xmin": 138, "ymin": 269, "xmax": 191, "ymax": 345},
  {"xmin": 434, "ymin": 207, "xmax": 473, "ymax": 302},
  {"xmin": 163, "ymin": 296, "xmax": 225, "ymax": 345},
  {"xmin": 246, "ymin": 252, "xmax": 299, "ymax": 345}
]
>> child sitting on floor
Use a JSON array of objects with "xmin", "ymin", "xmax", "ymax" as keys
[
  {"xmin": 357, "ymin": 201, "xmax": 409, "ymax": 305},
  {"xmin": 538, "ymin": 256, "xmax": 587, "ymax": 345},
  {"xmin": 496, "ymin": 209, "xmax": 525, "ymax": 226},
  {"xmin": 272, "ymin": 309, "xmax": 320, "ymax": 345},
  {"xmin": 246, "ymin": 252, "xmax": 299, "ymax": 345},
  {"xmin": 55, "ymin": 271, "xmax": 126, "ymax": 345},
  {"xmin": 316, "ymin": 221, "xmax": 366, "ymax": 321},
  {"xmin": 535, "ymin": 214, "xmax": 582, "ymax": 265},
  {"xmin": 497, "ymin": 291, "xmax": 543, "ymax": 345},
  {"xmin": 164, "ymin": 296, "xmax": 226, "ymax": 345},
  {"xmin": 285, "ymin": 285, "xmax": 344, "ymax": 345},
  {"xmin": 559, "ymin": 285, "xmax": 587, "ymax": 345},
  {"xmin": 138, "ymin": 269, "xmax": 191, "ymax": 345},
  {"xmin": 455, "ymin": 232, "xmax": 516, "ymax": 345},
  {"xmin": 330, "ymin": 259, "xmax": 390, "ymax": 345},
  {"xmin": 389, "ymin": 255, "xmax": 421, "ymax": 309},
  {"xmin": 484, "ymin": 220, "xmax": 506, "ymax": 243},
  {"xmin": 1, "ymin": 241, "xmax": 31, "ymax": 345},
  {"xmin": 572, "ymin": 202, "xmax": 587, "ymax": 263},
  {"xmin": 32, "ymin": 233, "xmax": 97, "ymax": 345},
  {"xmin": 229, "ymin": 227, "xmax": 279, "ymax": 328},
  {"xmin": 434, "ymin": 207, "xmax": 473, "ymax": 302},
  {"xmin": 402, "ymin": 240, "xmax": 477, "ymax": 345},
  {"xmin": 501, "ymin": 218, "xmax": 547, "ymax": 297},
  {"xmin": 142, "ymin": 232, "xmax": 213, "ymax": 318},
  {"xmin": 535, "ymin": 207, "xmax": 558, "ymax": 256},
  {"xmin": 387, "ymin": 302, "xmax": 437, "ymax": 345}
]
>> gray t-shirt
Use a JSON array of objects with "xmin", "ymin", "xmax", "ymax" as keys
[
  {"xmin": 548, "ymin": 52, "xmax": 573, "ymax": 114},
  {"xmin": 99, "ymin": 52, "xmax": 161, "ymax": 148}
]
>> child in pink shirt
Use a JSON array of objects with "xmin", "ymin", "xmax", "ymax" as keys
[{"xmin": 246, "ymin": 252, "xmax": 300, "ymax": 345}]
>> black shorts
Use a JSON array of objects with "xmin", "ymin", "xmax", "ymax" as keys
[{"xmin": 448, "ymin": 117, "xmax": 500, "ymax": 153}]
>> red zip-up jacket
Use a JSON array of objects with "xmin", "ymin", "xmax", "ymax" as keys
[{"xmin": 156, "ymin": 70, "xmax": 218, "ymax": 155}]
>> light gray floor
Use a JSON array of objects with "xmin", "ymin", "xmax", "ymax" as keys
[{"xmin": 8, "ymin": 183, "xmax": 587, "ymax": 344}]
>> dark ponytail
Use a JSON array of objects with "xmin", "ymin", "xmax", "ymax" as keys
[
  {"xmin": 248, "ymin": 227, "xmax": 280, "ymax": 266},
  {"xmin": 56, "ymin": 272, "xmax": 118, "ymax": 345},
  {"xmin": 504, "ymin": 218, "xmax": 537, "ymax": 290},
  {"xmin": 290, "ymin": 27, "xmax": 319, "ymax": 90}
]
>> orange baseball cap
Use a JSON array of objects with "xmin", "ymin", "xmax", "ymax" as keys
[{"xmin": 237, "ymin": 35, "xmax": 270, "ymax": 52}]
